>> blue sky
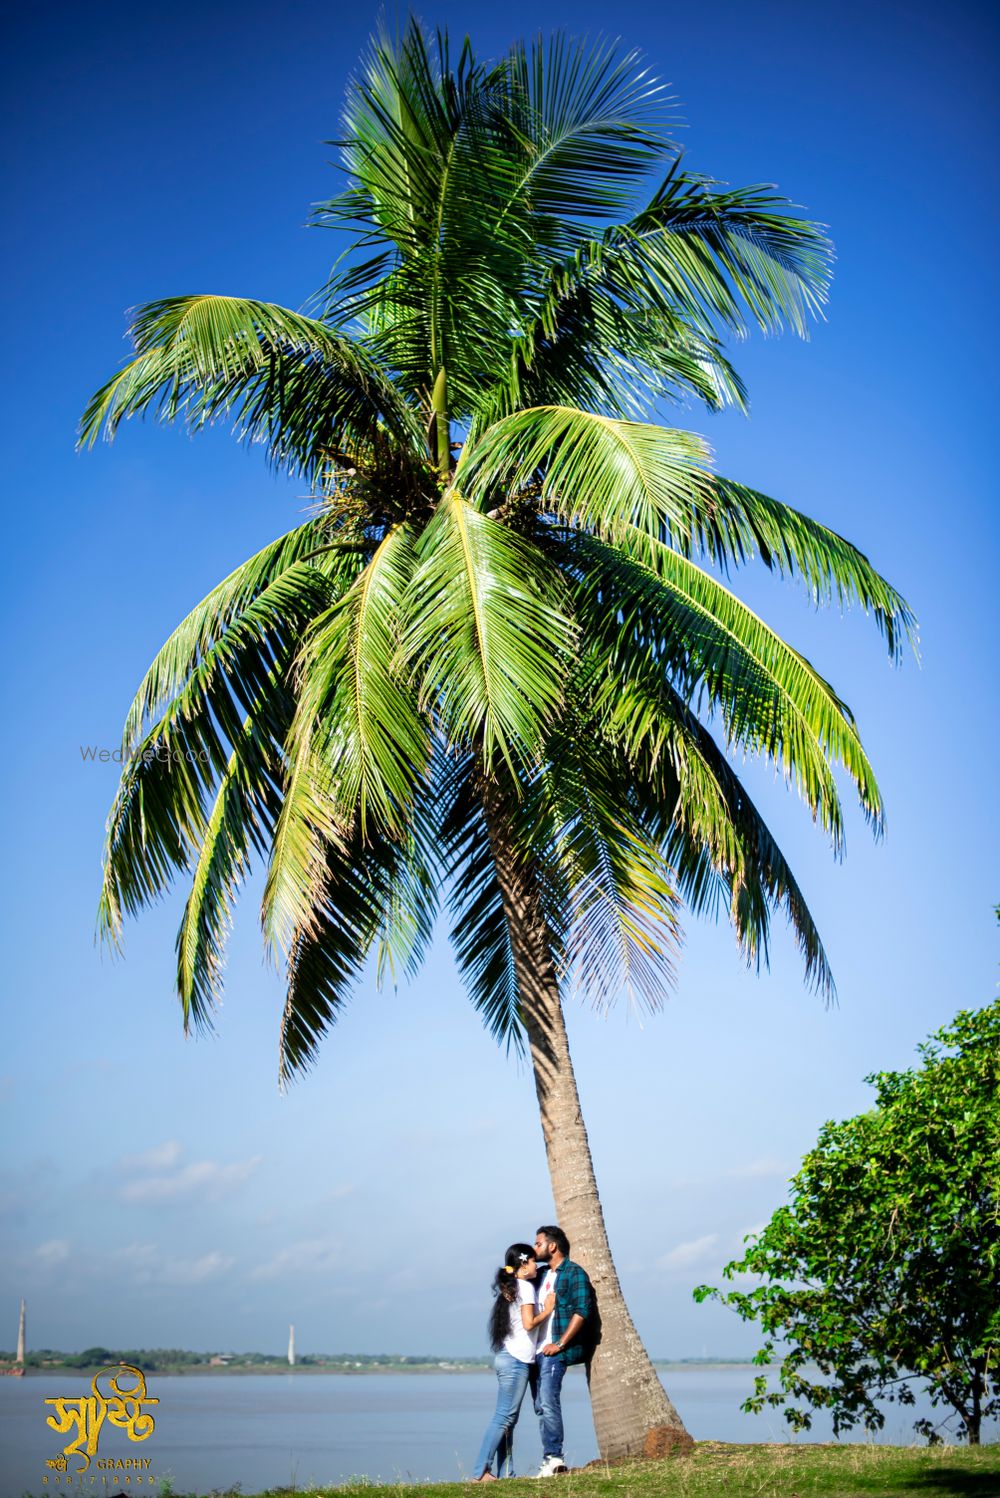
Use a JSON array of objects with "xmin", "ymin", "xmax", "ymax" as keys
[{"xmin": 1, "ymin": 0, "xmax": 997, "ymax": 1362}]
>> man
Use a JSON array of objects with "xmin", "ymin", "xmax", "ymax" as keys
[{"xmin": 531, "ymin": 1224, "xmax": 595, "ymax": 1478}]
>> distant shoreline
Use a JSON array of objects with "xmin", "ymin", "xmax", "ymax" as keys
[{"xmin": 1, "ymin": 1358, "xmax": 760, "ymax": 1378}]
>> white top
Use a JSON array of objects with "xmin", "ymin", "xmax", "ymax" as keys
[
  {"xmin": 503, "ymin": 1278, "xmax": 538, "ymax": 1363},
  {"xmin": 536, "ymin": 1266, "xmax": 558, "ymax": 1349}
]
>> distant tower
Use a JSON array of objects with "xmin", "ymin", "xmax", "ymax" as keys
[
  {"xmin": 287, "ymin": 1324, "xmax": 295, "ymax": 1367},
  {"xmin": 16, "ymin": 1300, "xmax": 25, "ymax": 1364}
]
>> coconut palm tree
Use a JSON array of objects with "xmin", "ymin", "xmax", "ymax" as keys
[{"xmin": 82, "ymin": 24, "xmax": 915, "ymax": 1461}]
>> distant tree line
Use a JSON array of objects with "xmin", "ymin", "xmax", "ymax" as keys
[{"xmin": 1, "ymin": 1348, "xmax": 494, "ymax": 1370}]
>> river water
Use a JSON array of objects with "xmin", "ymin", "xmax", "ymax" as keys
[{"xmin": 0, "ymin": 1368, "xmax": 993, "ymax": 1496}]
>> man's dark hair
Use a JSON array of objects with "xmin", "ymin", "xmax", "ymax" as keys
[{"xmin": 537, "ymin": 1224, "xmax": 570, "ymax": 1257}]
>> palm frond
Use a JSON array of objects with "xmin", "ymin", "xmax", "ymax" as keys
[
  {"xmin": 403, "ymin": 493, "xmax": 571, "ymax": 769},
  {"xmin": 532, "ymin": 712, "xmax": 682, "ymax": 1013},
  {"xmin": 561, "ymin": 530, "xmax": 883, "ymax": 846},
  {"xmin": 292, "ymin": 524, "xmax": 430, "ymax": 837},
  {"xmin": 120, "ymin": 518, "xmax": 356, "ymax": 753},
  {"xmin": 98, "ymin": 561, "xmax": 325, "ymax": 946},
  {"xmin": 322, "ymin": 22, "xmax": 494, "ymax": 252},
  {"xmin": 473, "ymin": 248, "xmax": 748, "ymax": 431},
  {"xmin": 175, "ymin": 714, "xmax": 282, "ymax": 1031},
  {"xmin": 498, "ymin": 34, "xmax": 675, "ymax": 232},
  {"xmin": 438, "ymin": 755, "xmax": 524, "ymax": 1053},
  {"xmin": 320, "ymin": 22, "xmax": 536, "ymax": 415},
  {"xmin": 595, "ymin": 666, "xmax": 834, "ymax": 996},
  {"xmin": 260, "ymin": 736, "xmax": 340, "ymax": 967},
  {"xmin": 80, "ymin": 295, "xmax": 425, "ymax": 482},
  {"xmin": 458, "ymin": 405, "xmax": 716, "ymax": 544},
  {"xmin": 615, "ymin": 165, "xmax": 832, "ymax": 339},
  {"xmin": 481, "ymin": 288, "xmax": 747, "ymax": 427},
  {"xmin": 277, "ymin": 811, "xmax": 437, "ymax": 1083},
  {"xmin": 461, "ymin": 407, "xmax": 915, "ymax": 672},
  {"xmin": 709, "ymin": 479, "xmax": 919, "ymax": 662},
  {"xmin": 372, "ymin": 797, "xmax": 439, "ymax": 990},
  {"xmin": 472, "ymin": 164, "xmax": 830, "ymax": 425}
]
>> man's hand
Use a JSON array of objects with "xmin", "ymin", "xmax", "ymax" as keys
[{"xmin": 544, "ymin": 1312, "xmax": 585, "ymax": 1358}]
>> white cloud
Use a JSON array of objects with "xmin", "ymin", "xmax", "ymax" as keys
[
  {"xmin": 119, "ymin": 1151, "xmax": 262, "ymax": 1204},
  {"xmin": 120, "ymin": 1140, "xmax": 182, "ymax": 1172},
  {"xmin": 657, "ymin": 1233, "xmax": 720, "ymax": 1271},
  {"xmin": 113, "ymin": 1242, "xmax": 234, "ymax": 1287},
  {"xmin": 162, "ymin": 1251, "xmax": 235, "ymax": 1286},
  {"xmin": 248, "ymin": 1239, "xmax": 341, "ymax": 1281},
  {"xmin": 37, "ymin": 1239, "xmax": 70, "ymax": 1264}
]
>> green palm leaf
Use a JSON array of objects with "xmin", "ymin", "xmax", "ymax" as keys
[
  {"xmin": 176, "ymin": 714, "xmax": 283, "ymax": 1032},
  {"xmin": 463, "ymin": 405, "xmax": 915, "ymax": 665},
  {"xmin": 616, "ymin": 166, "xmax": 832, "ymax": 339},
  {"xmin": 120, "ymin": 517, "xmax": 355, "ymax": 753},
  {"xmin": 709, "ymin": 479, "xmax": 919, "ymax": 662},
  {"xmin": 372, "ymin": 800, "xmax": 439, "ymax": 991},
  {"xmin": 277, "ymin": 812, "xmax": 437, "ymax": 1083},
  {"xmin": 533, "ymin": 714, "xmax": 682, "ymax": 1013},
  {"xmin": 498, "ymin": 34, "xmax": 675, "ymax": 231},
  {"xmin": 98, "ymin": 572, "xmax": 317, "ymax": 943},
  {"xmin": 563, "ymin": 530, "xmax": 881, "ymax": 845},
  {"xmin": 320, "ymin": 23, "xmax": 535, "ymax": 416},
  {"xmin": 480, "ymin": 282, "xmax": 747, "ymax": 427},
  {"xmin": 100, "ymin": 549, "xmax": 341, "ymax": 949},
  {"xmin": 292, "ymin": 524, "xmax": 430, "ymax": 837},
  {"xmin": 473, "ymin": 163, "xmax": 830, "ymax": 426},
  {"xmin": 80, "ymin": 295, "xmax": 424, "ymax": 481},
  {"xmin": 438, "ymin": 755, "xmax": 524, "ymax": 1053},
  {"xmin": 601, "ymin": 672, "xmax": 834, "ymax": 995},
  {"xmin": 458, "ymin": 405, "xmax": 716, "ymax": 543},
  {"xmin": 403, "ymin": 493, "xmax": 571, "ymax": 768},
  {"xmin": 260, "ymin": 737, "xmax": 339, "ymax": 967}
]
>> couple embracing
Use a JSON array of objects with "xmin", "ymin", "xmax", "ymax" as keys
[{"xmin": 472, "ymin": 1225, "xmax": 595, "ymax": 1481}]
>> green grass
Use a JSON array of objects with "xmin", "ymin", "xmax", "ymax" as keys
[{"xmin": 156, "ymin": 1442, "xmax": 1000, "ymax": 1498}]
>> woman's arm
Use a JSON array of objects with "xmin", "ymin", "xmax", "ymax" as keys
[{"xmin": 521, "ymin": 1292, "xmax": 555, "ymax": 1331}]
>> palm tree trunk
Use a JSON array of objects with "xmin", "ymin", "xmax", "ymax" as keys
[{"xmin": 482, "ymin": 784, "xmax": 693, "ymax": 1463}]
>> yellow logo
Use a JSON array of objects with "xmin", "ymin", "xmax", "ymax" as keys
[{"xmin": 44, "ymin": 1363, "xmax": 158, "ymax": 1473}]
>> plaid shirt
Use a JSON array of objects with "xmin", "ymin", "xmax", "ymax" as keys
[{"xmin": 546, "ymin": 1258, "xmax": 595, "ymax": 1366}]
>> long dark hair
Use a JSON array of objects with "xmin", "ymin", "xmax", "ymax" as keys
[{"xmin": 487, "ymin": 1243, "xmax": 535, "ymax": 1353}]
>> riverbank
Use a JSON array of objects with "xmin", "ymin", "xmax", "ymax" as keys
[{"xmin": 146, "ymin": 1443, "xmax": 1000, "ymax": 1498}]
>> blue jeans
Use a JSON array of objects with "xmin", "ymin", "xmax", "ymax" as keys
[
  {"xmin": 533, "ymin": 1352, "xmax": 567, "ymax": 1459},
  {"xmin": 472, "ymin": 1350, "xmax": 534, "ymax": 1477}
]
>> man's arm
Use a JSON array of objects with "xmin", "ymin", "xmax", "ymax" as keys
[{"xmin": 541, "ymin": 1312, "xmax": 585, "ymax": 1357}]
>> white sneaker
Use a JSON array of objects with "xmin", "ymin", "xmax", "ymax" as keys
[{"xmin": 533, "ymin": 1455, "xmax": 569, "ymax": 1477}]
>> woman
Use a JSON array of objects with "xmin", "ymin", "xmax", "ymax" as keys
[{"xmin": 472, "ymin": 1243, "xmax": 555, "ymax": 1481}]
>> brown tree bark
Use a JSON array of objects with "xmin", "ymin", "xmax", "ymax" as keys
[{"xmin": 482, "ymin": 783, "xmax": 693, "ymax": 1463}]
